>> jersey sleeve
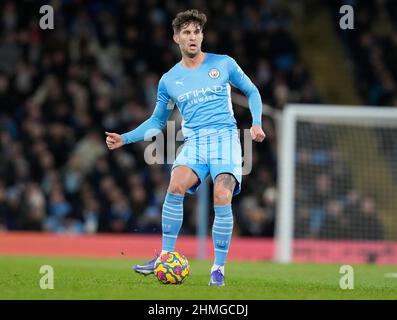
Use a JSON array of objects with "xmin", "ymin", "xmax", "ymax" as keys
[
  {"xmin": 121, "ymin": 76, "xmax": 174, "ymax": 144},
  {"xmin": 227, "ymin": 56, "xmax": 263, "ymax": 126}
]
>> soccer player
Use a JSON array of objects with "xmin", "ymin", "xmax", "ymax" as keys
[{"xmin": 105, "ymin": 9, "xmax": 265, "ymax": 286}]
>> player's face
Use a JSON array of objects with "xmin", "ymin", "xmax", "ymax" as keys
[{"xmin": 173, "ymin": 22, "xmax": 203, "ymax": 58}]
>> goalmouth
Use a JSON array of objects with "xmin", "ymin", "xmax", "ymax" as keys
[{"xmin": 275, "ymin": 104, "xmax": 397, "ymax": 264}]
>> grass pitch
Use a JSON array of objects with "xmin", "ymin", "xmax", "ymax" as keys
[{"xmin": 0, "ymin": 256, "xmax": 397, "ymax": 300}]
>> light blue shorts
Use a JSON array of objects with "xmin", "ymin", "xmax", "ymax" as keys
[{"xmin": 172, "ymin": 130, "xmax": 242, "ymax": 196}]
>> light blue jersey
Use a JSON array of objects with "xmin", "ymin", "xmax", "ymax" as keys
[
  {"xmin": 122, "ymin": 53, "xmax": 262, "ymax": 144},
  {"xmin": 122, "ymin": 53, "xmax": 263, "ymax": 195}
]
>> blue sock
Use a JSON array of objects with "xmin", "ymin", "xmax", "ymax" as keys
[
  {"xmin": 162, "ymin": 192, "xmax": 184, "ymax": 252},
  {"xmin": 212, "ymin": 204, "xmax": 233, "ymax": 266}
]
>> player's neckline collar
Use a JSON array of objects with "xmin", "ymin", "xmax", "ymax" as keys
[{"xmin": 179, "ymin": 52, "xmax": 207, "ymax": 71}]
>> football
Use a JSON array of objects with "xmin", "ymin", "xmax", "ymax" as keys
[{"xmin": 154, "ymin": 251, "xmax": 190, "ymax": 284}]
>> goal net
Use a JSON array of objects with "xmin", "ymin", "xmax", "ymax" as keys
[{"xmin": 275, "ymin": 104, "xmax": 397, "ymax": 264}]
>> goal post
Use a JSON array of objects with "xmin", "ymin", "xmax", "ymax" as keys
[
  {"xmin": 275, "ymin": 106, "xmax": 296, "ymax": 263},
  {"xmin": 275, "ymin": 104, "xmax": 397, "ymax": 264}
]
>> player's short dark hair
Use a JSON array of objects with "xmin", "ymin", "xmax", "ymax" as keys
[{"xmin": 172, "ymin": 9, "xmax": 207, "ymax": 33}]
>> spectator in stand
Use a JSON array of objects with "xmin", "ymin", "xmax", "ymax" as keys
[
  {"xmin": 318, "ymin": 199, "xmax": 349, "ymax": 239},
  {"xmin": 352, "ymin": 196, "xmax": 384, "ymax": 240}
]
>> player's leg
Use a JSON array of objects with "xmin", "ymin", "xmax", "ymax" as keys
[
  {"xmin": 207, "ymin": 131, "xmax": 242, "ymax": 285},
  {"xmin": 133, "ymin": 166, "xmax": 199, "ymax": 275},
  {"xmin": 161, "ymin": 139, "xmax": 209, "ymax": 252},
  {"xmin": 208, "ymin": 173, "xmax": 236, "ymax": 286},
  {"xmin": 161, "ymin": 166, "xmax": 199, "ymax": 253}
]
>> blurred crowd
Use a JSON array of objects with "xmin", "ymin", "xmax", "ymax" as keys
[
  {"xmin": 294, "ymin": 122, "xmax": 384, "ymax": 240},
  {"xmin": 332, "ymin": 0, "xmax": 397, "ymax": 107},
  {"xmin": 0, "ymin": 0, "xmax": 385, "ymax": 240},
  {"xmin": 0, "ymin": 0, "xmax": 315, "ymax": 236}
]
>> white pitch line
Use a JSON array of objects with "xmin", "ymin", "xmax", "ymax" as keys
[{"xmin": 384, "ymin": 273, "xmax": 397, "ymax": 278}]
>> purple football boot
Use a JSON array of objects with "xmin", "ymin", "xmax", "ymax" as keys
[
  {"xmin": 208, "ymin": 269, "xmax": 225, "ymax": 286},
  {"xmin": 132, "ymin": 252, "xmax": 159, "ymax": 276}
]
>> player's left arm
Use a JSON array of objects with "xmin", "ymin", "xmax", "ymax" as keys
[{"xmin": 228, "ymin": 57, "xmax": 266, "ymax": 142}]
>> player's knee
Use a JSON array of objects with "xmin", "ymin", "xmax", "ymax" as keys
[
  {"xmin": 168, "ymin": 183, "xmax": 187, "ymax": 195},
  {"xmin": 213, "ymin": 187, "xmax": 233, "ymax": 205}
]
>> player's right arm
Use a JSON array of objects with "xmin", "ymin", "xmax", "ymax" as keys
[{"xmin": 105, "ymin": 76, "xmax": 174, "ymax": 150}]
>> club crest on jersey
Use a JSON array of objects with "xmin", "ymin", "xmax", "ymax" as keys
[{"xmin": 208, "ymin": 68, "xmax": 220, "ymax": 79}]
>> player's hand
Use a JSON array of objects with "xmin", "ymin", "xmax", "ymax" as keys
[
  {"xmin": 250, "ymin": 125, "xmax": 266, "ymax": 142},
  {"xmin": 105, "ymin": 131, "xmax": 124, "ymax": 150}
]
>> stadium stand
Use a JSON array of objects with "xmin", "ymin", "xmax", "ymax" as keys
[{"xmin": 1, "ymin": 0, "xmax": 371, "ymax": 241}]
